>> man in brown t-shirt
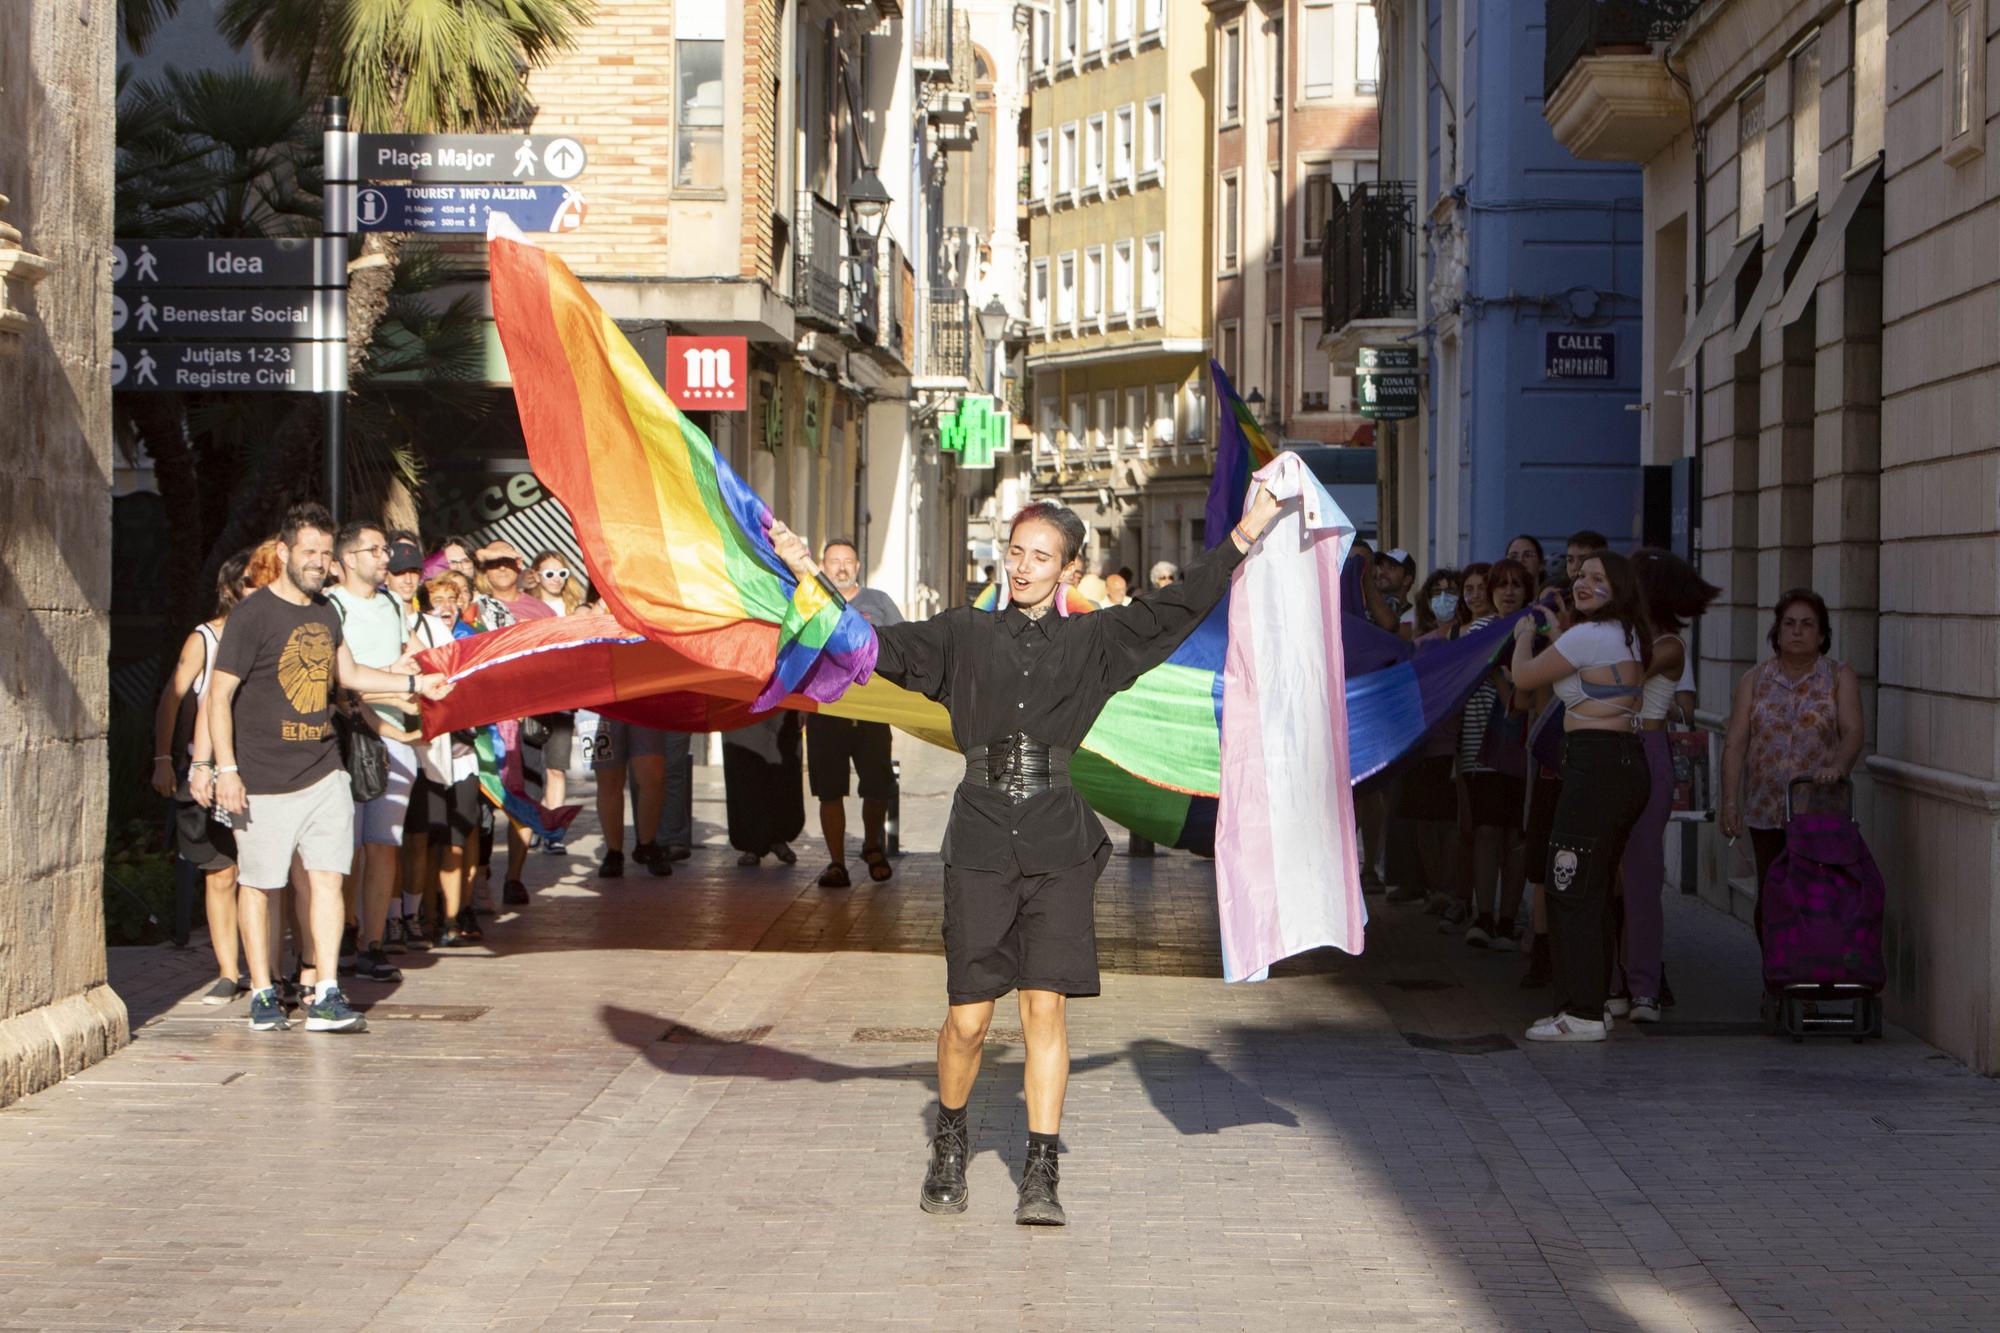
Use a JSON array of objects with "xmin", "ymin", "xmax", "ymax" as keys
[{"xmin": 207, "ymin": 502, "xmax": 453, "ymax": 1034}]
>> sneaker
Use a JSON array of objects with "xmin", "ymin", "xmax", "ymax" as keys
[
  {"xmin": 382, "ymin": 922, "xmax": 410, "ymax": 955},
  {"xmin": 736, "ymin": 850, "xmax": 761, "ymax": 867},
  {"xmin": 353, "ymin": 947, "xmax": 403, "ymax": 984},
  {"xmin": 402, "ymin": 921, "xmax": 433, "ymax": 952},
  {"xmin": 771, "ymin": 841, "xmax": 797, "ymax": 866},
  {"xmin": 305, "ymin": 986, "xmax": 368, "ymax": 1033},
  {"xmin": 1629, "ymin": 997, "xmax": 1662, "ymax": 1023},
  {"xmin": 201, "ymin": 976, "xmax": 245, "ymax": 1006},
  {"xmin": 544, "ymin": 835, "xmax": 566, "ymax": 856},
  {"xmin": 666, "ymin": 843, "xmax": 692, "ymax": 862},
  {"xmin": 1604, "ymin": 995, "xmax": 1632, "ymax": 1018},
  {"xmin": 1423, "ymin": 892, "xmax": 1455, "ymax": 917},
  {"xmin": 1463, "ymin": 914, "xmax": 1493, "ymax": 948},
  {"xmin": 635, "ymin": 843, "xmax": 672, "ymax": 878},
  {"xmin": 599, "ymin": 849, "xmax": 625, "ymax": 880},
  {"xmin": 248, "ymin": 988, "xmax": 289, "ymax": 1031},
  {"xmin": 503, "ymin": 879, "xmax": 530, "ymax": 905},
  {"xmin": 434, "ymin": 928, "xmax": 474, "ymax": 948},
  {"xmin": 1436, "ymin": 901, "xmax": 1470, "ymax": 932},
  {"xmin": 1525, "ymin": 1012, "xmax": 1608, "ymax": 1043}
]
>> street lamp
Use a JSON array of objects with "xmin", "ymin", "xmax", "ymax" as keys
[
  {"xmin": 1245, "ymin": 387, "xmax": 1265, "ymax": 421},
  {"xmin": 846, "ymin": 168, "xmax": 891, "ymax": 242},
  {"xmin": 976, "ymin": 297, "xmax": 1010, "ymax": 343}
]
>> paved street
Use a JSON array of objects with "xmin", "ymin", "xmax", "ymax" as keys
[{"xmin": 6, "ymin": 742, "xmax": 2000, "ymax": 1331}]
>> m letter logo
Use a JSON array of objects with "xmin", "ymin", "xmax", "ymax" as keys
[{"xmin": 665, "ymin": 336, "xmax": 748, "ymax": 410}]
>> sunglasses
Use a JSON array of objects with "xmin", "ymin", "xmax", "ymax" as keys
[
  {"xmin": 539, "ymin": 568, "xmax": 570, "ymax": 580},
  {"xmin": 479, "ymin": 557, "xmax": 522, "ymax": 571}
]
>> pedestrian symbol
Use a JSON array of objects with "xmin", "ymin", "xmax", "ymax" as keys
[
  {"xmin": 133, "ymin": 348, "xmax": 159, "ymax": 387},
  {"xmin": 513, "ymin": 140, "xmax": 539, "ymax": 178},
  {"xmin": 110, "ymin": 348, "xmax": 127, "ymax": 386},
  {"xmin": 542, "ymin": 137, "xmax": 586, "ymax": 181},
  {"xmin": 133, "ymin": 244, "xmax": 159, "ymax": 283},
  {"xmin": 357, "ymin": 189, "xmax": 389, "ymax": 227},
  {"xmin": 134, "ymin": 295, "xmax": 160, "ymax": 334}
]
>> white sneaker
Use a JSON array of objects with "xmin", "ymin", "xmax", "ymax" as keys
[
  {"xmin": 1463, "ymin": 922, "xmax": 1492, "ymax": 948},
  {"xmin": 1525, "ymin": 1013, "xmax": 1609, "ymax": 1042},
  {"xmin": 1629, "ymin": 997, "xmax": 1661, "ymax": 1023},
  {"xmin": 1604, "ymin": 996, "xmax": 1632, "ymax": 1018}
]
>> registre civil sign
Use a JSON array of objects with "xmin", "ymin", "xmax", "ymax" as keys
[
  {"xmin": 110, "ymin": 341, "xmax": 344, "ymax": 393},
  {"xmin": 112, "ymin": 237, "xmax": 346, "ymax": 289},
  {"xmin": 1544, "ymin": 331, "xmax": 1616, "ymax": 380},
  {"xmin": 356, "ymin": 132, "xmax": 588, "ymax": 183},
  {"xmin": 112, "ymin": 289, "xmax": 343, "ymax": 342},
  {"xmin": 1354, "ymin": 344, "xmax": 1420, "ymax": 421},
  {"xmin": 355, "ymin": 184, "xmax": 587, "ymax": 234}
]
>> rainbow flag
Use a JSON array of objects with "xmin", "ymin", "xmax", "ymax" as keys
[
  {"xmin": 1205, "ymin": 360, "xmax": 1278, "ymax": 548},
  {"xmin": 486, "ymin": 227, "xmax": 875, "ymax": 712}
]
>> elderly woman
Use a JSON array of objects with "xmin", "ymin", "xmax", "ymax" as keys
[{"xmin": 1720, "ymin": 589, "xmax": 1864, "ymax": 903}]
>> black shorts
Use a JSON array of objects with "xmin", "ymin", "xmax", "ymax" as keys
[
  {"xmin": 806, "ymin": 715, "xmax": 894, "ymax": 801},
  {"xmin": 943, "ymin": 842, "xmax": 1111, "ymax": 1006},
  {"xmin": 1523, "ymin": 771, "xmax": 1564, "ymax": 874},
  {"xmin": 532, "ymin": 712, "xmax": 574, "ymax": 771},
  {"xmin": 1463, "ymin": 770, "xmax": 1527, "ymax": 829},
  {"xmin": 411, "ymin": 773, "xmax": 483, "ymax": 848}
]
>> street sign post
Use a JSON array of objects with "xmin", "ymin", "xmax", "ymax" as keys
[
  {"xmin": 1354, "ymin": 344, "xmax": 1420, "ymax": 422},
  {"xmin": 110, "ymin": 341, "xmax": 346, "ymax": 393},
  {"xmin": 354, "ymin": 184, "xmax": 587, "ymax": 234},
  {"xmin": 111, "ymin": 288, "xmax": 345, "ymax": 342},
  {"xmin": 111, "ymin": 237, "xmax": 346, "ymax": 290},
  {"xmin": 355, "ymin": 132, "xmax": 588, "ymax": 183}
]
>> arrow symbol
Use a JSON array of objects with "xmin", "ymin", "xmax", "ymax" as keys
[{"xmin": 550, "ymin": 144, "xmax": 577, "ymax": 173}]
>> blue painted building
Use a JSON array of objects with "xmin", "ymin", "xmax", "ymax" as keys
[{"xmin": 1325, "ymin": 1, "xmax": 1645, "ymax": 569}]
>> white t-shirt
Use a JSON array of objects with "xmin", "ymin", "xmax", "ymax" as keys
[{"xmin": 1551, "ymin": 620, "xmax": 1642, "ymax": 716}]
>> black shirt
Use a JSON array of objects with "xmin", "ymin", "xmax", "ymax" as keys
[
  {"xmin": 875, "ymin": 539, "xmax": 1246, "ymax": 873},
  {"xmin": 213, "ymin": 586, "xmax": 345, "ymax": 796}
]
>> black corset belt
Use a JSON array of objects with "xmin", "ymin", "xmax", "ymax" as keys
[{"xmin": 962, "ymin": 734, "xmax": 1072, "ymax": 803}]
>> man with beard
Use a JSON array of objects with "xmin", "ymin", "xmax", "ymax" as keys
[{"xmin": 208, "ymin": 503, "xmax": 454, "ymax": 1034}]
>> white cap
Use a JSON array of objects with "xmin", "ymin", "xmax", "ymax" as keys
[{"xmin": 1386, "ymin": 548, "xmax": 1412, "ymax": 563}]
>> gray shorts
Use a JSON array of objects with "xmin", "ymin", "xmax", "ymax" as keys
[
  {"xmin": 589, "ymin": 718, "xmax": 669, "ymax": 769},
  {"xmin": 236, "ymin": 770, "xmax": 355, "ymax": 889}
]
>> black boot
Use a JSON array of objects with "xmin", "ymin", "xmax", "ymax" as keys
[
  {"xmin": 1520, "ymin": 933, "xmax": 1552, "ymax": 989},
  {"xmin": 919, "ymin": 1112, "xmax": 969, "ymax": 1215},
  {"xmin": 1014, "ymin": 1142, "xmax": 1065, "ymax": 1226}
]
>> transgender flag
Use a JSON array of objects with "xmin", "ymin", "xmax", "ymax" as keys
[{"xmin": 1215, "ymin": 452, "xmax": 1365, "ymax": 981}]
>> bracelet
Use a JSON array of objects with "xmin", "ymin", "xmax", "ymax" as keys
[
  {"xmin": 406, "ymin": 674, "xmax": 416, "ymax": 694},
  {"xmin": 1232, "ymin": 523, "xmax": 1255, "ymax": 548},
  {"xmin": 216, "ymin": 765, "xmax": 239, "ymax": 775},
  {"xmin": 189, "ymin": 760, "xmax": 214, "ymax": 770},
  {"xmin": 152, "ymin": 754, "xmax": 172, "ymax": 762}
]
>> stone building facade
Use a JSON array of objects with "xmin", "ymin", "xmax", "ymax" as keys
[
  {"xmin": 0, "ymin": 2, "xmax": 127, "ymax": 1105},
  {"xmin": 1547, "ymin": 0, "xmax": 2000, "ymax": 1069}
]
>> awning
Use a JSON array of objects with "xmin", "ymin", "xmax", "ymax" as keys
[
  {"xmin": 1727, "ymin": 204, "xmax": 1818, "ymax": 356},
  {"xmin": 1670, "ymin": 230, "xmax": 1763, "ymax": 371},
  {"xmin": 1773, "ymin": 159, "xmax": 1885, "ymax": 328}
]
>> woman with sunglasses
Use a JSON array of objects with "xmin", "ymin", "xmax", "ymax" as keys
[{"xmin": 521, "ymin": 552, "xmax": 583, "ymax": 838}]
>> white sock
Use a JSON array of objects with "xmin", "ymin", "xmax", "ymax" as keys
[{"xmin": 314, "ymin": 980, "xmax": 336, "ymax": 1002}]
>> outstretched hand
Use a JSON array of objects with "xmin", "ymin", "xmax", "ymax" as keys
[{"xmin": 768, "ymin": 520, "xmax": 818, "ymax": 583}]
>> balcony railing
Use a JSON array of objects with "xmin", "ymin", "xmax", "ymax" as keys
[
  {"xmin": 927, "ymin": 285, "xmax": 977, "ymax": 383},
  {"xmin": 1322, "ymin": 181, "xmax": 1418, "ymax": 333},
  {"xmin": 881, "ymin": 237, "xmax": 910, "ymax": 365},
  {"xmin": 795, "ymin": 190, "xmax": 845, "ymax": 327},
  {"xmin": 849, "ymin": 238, "xmax": 880, "ymax": 346},
  {"xmin": 914, "ymin": 0, "xmax": 956, "ymax": 81},
  {"xmin": 1544, "ymin": 0, "xmax": 1704, "ymax": 100}
]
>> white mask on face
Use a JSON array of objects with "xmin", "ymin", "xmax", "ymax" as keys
[{"xmin": 1429, "ymin": 592, "xmax": 1459, "ymax": 620}]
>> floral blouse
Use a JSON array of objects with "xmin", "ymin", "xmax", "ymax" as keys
[{"xmin": 1743, "ymin": 656, "xmax": 1841, "ymax": 829}]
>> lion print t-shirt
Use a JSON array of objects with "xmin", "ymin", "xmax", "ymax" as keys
[{"xmin": 214, "ymin": 586, "xmax": 346, "ymax": 796}]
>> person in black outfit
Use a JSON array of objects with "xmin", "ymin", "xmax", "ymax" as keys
[{"xmin": 771, "ymin": 489, "xmax": 1282, "ymax": 1227}]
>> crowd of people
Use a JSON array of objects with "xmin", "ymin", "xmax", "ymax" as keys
[
  {"xmin": 1351, "ymin": 528, "xmax": 1865, "ymax": 1043},
  {"xmin": 151, "ymin": 507, "xmax": 906, "ymax": 1033}
]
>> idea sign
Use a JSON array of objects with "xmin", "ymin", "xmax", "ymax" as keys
[{"xmin": 665, "ymin": 336, "xmax": 748, "ymax": 411}]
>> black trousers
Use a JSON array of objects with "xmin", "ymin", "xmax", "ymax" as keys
[{"xmin": 1544, "ymin": 732, "xmax": 1651, "ymax": 1021}]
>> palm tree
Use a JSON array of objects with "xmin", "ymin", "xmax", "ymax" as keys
[
  {"xmin": 216, "ymin": 0, "xmax": 593, "ymax": 370},
  {"xmin": 119, "ymin": 0, "xmax": 185, "ymax": 53}
]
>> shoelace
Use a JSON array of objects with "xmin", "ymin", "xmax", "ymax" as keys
[
  {"xmin": 1021, "ymin": 1151, "xmax": 1059, "ymax": 1196},
  {"xmin": 934, "ymin": 1120, "xmax": 969, "ymax": 1158}
]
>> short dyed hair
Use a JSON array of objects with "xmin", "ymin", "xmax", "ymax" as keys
[{"xmin": 1768, "ymin": 588, "xmax": 1832, "ymax": 656}]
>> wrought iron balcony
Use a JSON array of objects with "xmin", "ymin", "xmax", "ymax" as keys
[
  {"xmin": 1544, "ymin": 0, "xmax": 1703, "ymax": 101},
  {"xmin": 849, "ymin": 238, "xmax": 880, "ymax": 346},
  {"xmin": 927, "ymin": 286, "xmax": 977, "ymax": 383},
  {"xmin": 914, "ymin": 0, "xmax": 957, "ymax": 83},
  {"xmin": 794, "ymin": 191, "xmax": 845, "ymax": 328},
  {"xmin": 1322, "ymin": 181, "xmax": 1418, "ymax": 334}
]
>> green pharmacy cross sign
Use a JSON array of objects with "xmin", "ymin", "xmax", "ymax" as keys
[{"xmin": 939, "ymin": 395, "xmax": 1009, "ymax": 469}]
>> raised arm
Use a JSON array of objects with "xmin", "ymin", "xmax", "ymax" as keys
[{"xmin": 768, "ymin": 519, "xmax": 948, "ymax": 701}]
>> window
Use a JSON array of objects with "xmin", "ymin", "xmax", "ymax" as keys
[
  {"xmin": 1140, "ymin": 233, "xmax": 1163, "ymax": 314},
  {"xmin": 1304, "ymin": 1, "xmax": 1336, "ymax": 99},
  {"xmin": 1111, "ymin": 239, "xmax": 1133, "ymax": 318},
  {"xmin": 1121, "ymin": 388, "xmax": 1144, "ymax": 455},
  {"xmin": 1093, "ymin": 392, "xmax": 1113, "ymax": 454},
  {"xmin": 673, "ymin": 0, "xmax": 726, "ymax": 192},
  {"xmin": 1945, "ymin": 0, "xmax": 1987, "ymax": 164},
  {"xmin": 1850, "ymin": 0, "xmax": 1885, "ymax": 166},
  {"xmin": 1737, "ymin": 82, "xmax": 1766, "ymax": 239},
  {"xmin": 1059, "ymin": 121, "xmax": 1078, "ymax": 198},
  {"xmin": 1033, "ymin": 10, "xmax": 1051, "ymax": 73},
  {"xmin": 1083, "ymin": 245, "xmax": 1104, "ymax": 324},
  {"xmin": 1086, "ymin": 0, "xmax": 1104, "ymax": 55},
  {"xmin": 1267, "ymin": 164, "xmax": 1282, "ymax": 264},
  {"xmin": 1266, "ymin": 318, "xmax": 1284, "ymax": 408},
  {"xmin": 1182, "ymin": 377, "xmax": 1209, "ymax": 443},
  {"xmin": 1141, "ymin": 0, "xmax": 1164, "ymax": 39},
  {"xmin": 1032, "ymin": 129, "xmax": 1051, "ymax": 202},
  {"xmin": 1060, "ymin": 0, "xmax": 1078, "ymax": 63},
  {"xmin": 1057, "ymin": 251, "xmax": 1077, "ymax": 327},
  {"xmin": 1301, "ymin": 161, "xmax": 1333, "ymax": 255},
  {"xmin": 1220, "ymin": 172, "xmax": 1241, "ymax": 272},
  {"xmin": 1789, "ymin": 35, "xmax": 1821, "ymax": 207},
  {"xmin": 1032, "ymin": 258, "xmax": 1050, "ymax": 332},
  {"xmin": 1356, "ymin": 3, "xmax": 1380, "ymax": 93},
  {"xmin": 1152, "ymin": 383, "xmax": 1176, "ymax": 446},
  {"xmin": 1221, "ymin": 24, "xmax": 1243, "ymax": 123},
  {"xmin": 1067, "ymin": 397, "xmax": 1086, "ymax": 453},
  {"xmin": 1219, "ymin": 320, "xmax": 1241, "ymax": 383},
  {"xmin": 1113, "ymin": 0, "xmax": 1133, "ymax": 47},
  {"xmin": 1113, "ymin": 104, "xmax": 1135, "ymax": 184},
  {"xmin": 1268, "ymin": 19, "xmax": 1284, "ymax": 112},
  {"xmin": 1085, "ymin": 114, "xmax": 1106, "ymax": 192},
  {"xmin": 1141, "ymin": 97, "xmax": 1165, "ymax": 178},
  {"xmin": 1299, "ymin": 314, "xmax": 1331, "ymax": 410},
  {"xmin": 1037, "ymin": 396, "xmax": 1057, "ymax": 457}
]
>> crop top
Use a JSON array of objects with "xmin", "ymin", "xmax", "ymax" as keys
[
  {"xmin": 1639, "ymin": 633, "xmax": 1684, "ymax": 721},
  {"xmin": 1550, "ymin": 620, "xmax": 1642, "ymax": 718}
]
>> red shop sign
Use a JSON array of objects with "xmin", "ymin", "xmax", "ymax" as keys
[{"xmin": 664, "ymin": 335, "xmax": 748, "ymax": 411}]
